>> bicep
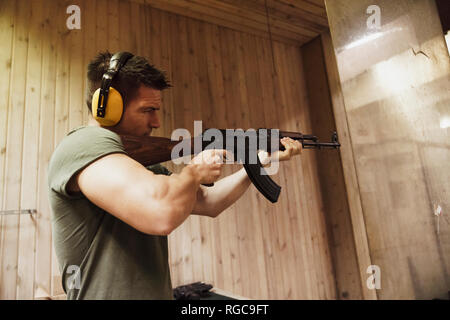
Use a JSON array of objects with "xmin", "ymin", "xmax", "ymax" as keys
[{"xmin": 75, "ymin": 153, "xmax": 173, "ymax": 235}]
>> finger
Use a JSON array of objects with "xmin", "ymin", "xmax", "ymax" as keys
[
  {"xmin": 281, "ymin": 138, "xmax": 301, "ymax": 156},
  {"xmin": 278, "ymin": 144, "xmax": 293, "ymax": 161},
  {"xmin": 214, "ymin": 155, "xmax": 225, "ymax": 164},
  {"xmin": 258, "ymin": 150, "xmax": 271, "ymax": 166},
  {"xmin": 294, "ymin": 140, "xmax": 302, "ymax": 154},
  {"xmin": 212, "ymin": 149, "xmax": 229, "ymax": 161},
  {"xmin": 225, "ymin": 150, "xmax": 234, "ymax": 162}
]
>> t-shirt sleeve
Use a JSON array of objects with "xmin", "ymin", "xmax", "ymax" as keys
[{"xmin": 48, "ymin": 127, "xmax": 127, "ymax": 199}]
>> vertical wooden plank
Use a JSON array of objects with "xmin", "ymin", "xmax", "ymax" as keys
[
  {"xmin": 172, "ymin": 14, "xmax": 195, "ymax": 285},
  {"xmin": 234, "ymin": 30, "xmax": 273, "ymax": 299},
  {"xmin": 239, "ymin": 32, "xmax": 271, "ymax": 299},
  {"xmin": 16, "ymin": 0, "xmax": 44, "ymax": 299},
  {"xmin": 218, "ymin": 27, "xmax": 246, "ymax": 295},
  {"xmin": 257, "ymin": 36, "xmax": 304, "ymax": 299},
  {"xmin": 96, "ymin": 0, "xmax": 109, "ymax": 52},
  {"xmin": 288, "ymin": 42, "xmax": 337, "ymax": 299},
  {"xmin": 159, "ymin": 9, "xmax": 179, "ymax": 287},
  {"xmin": 159, "ymin": 9, "xmax": 175, "ymax": 138},
  {"xmin": 185, "ymin": 18, "xmax": 203, "ymax": 284},
  {"xmin": 118, "ymin": 0, "xmax": 131, "ymax": 52},
  {"xmin": 166, "ymin": 11, "xmax": 184, "ymax": 287},
  {"xmin": 231, "ymin": 30, "xmax": 253, "ymax": 298},
  {"xmin": 278, "ymin": 42, "xmax": 316, "ymax": 299},
  {"xmin": 202, "ymin": 23, "xmax": 234, "ymax": 292},
  {"xmin": 151, "ymin": 6, "xmax": 162, "ymax": 66},
  {"xmin": 254, "ymin": 37, "xmax": 287, "ymax": 300},
  {"xmin": 68, "ymin": 1, "xmax": 84, "ymax": 130},
  {"xmin": 201, "ymin": 22, "xmax": 226, "ymax": 287},
  {"xmin": 295, "ymin": 41, "xmax": 326, "ymax": 299},
  {"xmin": 271, "ymin": 49, "xmax": 298, "ymax": 300},
  {"xmin": 130, "ymin": 1, "xmax": 142, "ymax": 54},
  {"xmin": 51, "ymin": 0, "xmax": 72, "ymax": 297},
  {"xmin": 54, "ymin": 0, "xmax": 71, "ymax": 146},
  {"xmin": 82, "ymin": 0, "xmax": 97, "ymax": 125},
  {"xmin": 0, "ymin": 1, "xmax": 16, "ymax": 298},
  {"xmin": 0, "ymin": 0, "xmax": 17, "ymax": 299},
  {"xmin": 107, "ymin": 0, "xmax": 120, "ymax": 53},
  {"xmin": 257, "ymin": 36, "xmax": 301, "ymax": 299},
  {"xmin": 34, "ymin": 0, "xmax": 58, "ymax": 300},
  {"xmin": 273, "ymin": 41, "xmax": 319, "ymax": 299},
  {"xmin": 148, "ymin": 6, "xmax": 163, "ymax": 138},
  {"xmin": 286, "ymin": 42, "xmax": 329, "ymax": 299},
  {"xmin": 0, "ymin": 0, "xmax": 29, "ymax": 300}
]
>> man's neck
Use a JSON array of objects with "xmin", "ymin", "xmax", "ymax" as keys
[
  {"xmin": 88, "ymin": 118, "xmax": 101, "ymax": 127},
  {"xmin": 88, "ymin": 117, "xmax": 123, "ymax": 136}
]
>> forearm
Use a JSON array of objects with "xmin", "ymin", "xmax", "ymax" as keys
[{"xmin": 200, "ymin": 167, "xmax": 251, "ymax": 217}]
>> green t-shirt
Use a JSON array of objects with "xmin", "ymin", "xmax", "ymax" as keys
[{"xmin": 47, "ymin": 126, "xmax": 173, "ymax": 300}]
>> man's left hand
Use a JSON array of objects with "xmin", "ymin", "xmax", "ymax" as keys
[{"xmin": 258, "ymin": 137, "xmax": 302, "ymax": 167}]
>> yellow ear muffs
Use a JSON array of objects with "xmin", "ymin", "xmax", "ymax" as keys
[{"xmin": 92, "ymin": 87, "xmax": 124, "ymax": 126}]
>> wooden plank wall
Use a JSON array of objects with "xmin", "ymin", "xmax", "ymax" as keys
[{"xmin": 0, "ymin": 0, "xmax": 339, "ymax": 299}]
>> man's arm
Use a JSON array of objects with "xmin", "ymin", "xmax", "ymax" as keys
[
  {"xmin": 192, "ymin": 137, "xmax": 303, "ymax": 217},
  {"xmin": 192, "ymin": 167, "xmax": 251, "ymax": 218},
  {"xmin": 71, "ymin": 149, "xmax": 225, "ymax": 236}
]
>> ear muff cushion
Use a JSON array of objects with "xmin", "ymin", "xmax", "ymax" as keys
[{"xmin": 92, "ymin": 87, "xmax": 124, "ymax": 126}]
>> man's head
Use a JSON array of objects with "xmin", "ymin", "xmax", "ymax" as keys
[{"xmin": 86, "ymin": 51, "xmax": 171, "ymax": 136}]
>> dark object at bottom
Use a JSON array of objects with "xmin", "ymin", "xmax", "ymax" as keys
[
  {"xmin": 173, "ymin": 282, "xmax": 213, "ymax": 300},
  {"xmin": 173, "ymin": 282, "xmax": 237, "ymax": 300}
]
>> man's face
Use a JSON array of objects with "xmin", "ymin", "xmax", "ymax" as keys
[{"xmin": 112, "ymin": 85, "xmax": 162, "ymax": 136}]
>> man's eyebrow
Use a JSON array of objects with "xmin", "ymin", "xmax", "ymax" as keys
[{"xmin": 139, "ymin": 106, "xmax": 160, "ymax": 110}]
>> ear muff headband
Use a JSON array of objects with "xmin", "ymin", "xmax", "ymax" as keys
[{"xmin": 92, "ymin": 51, "xmax": 133, "ymax": 126}]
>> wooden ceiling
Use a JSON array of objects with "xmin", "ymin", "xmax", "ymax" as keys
[{"xmin": 133, "ymin": 0, "xmax": 329, "ymax": 46}]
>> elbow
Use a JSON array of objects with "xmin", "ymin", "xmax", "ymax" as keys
[
  {"xmin": 210, "ymin": 209, "xmax": 220, "ymax": 218},
  {"xmin": 208, "ymin": 207, "xmax": 223, "ymax": 218},
  {"xmin": 158, "ymin": 224, "xmax": 174, "ymax": 236},
  {"xmin": 138, "ymin": 202, "xmax": 178, "ymax": 236},
  {"xmin": 156, "ymin": 203, "xmax": 184, "ymax": 236}
]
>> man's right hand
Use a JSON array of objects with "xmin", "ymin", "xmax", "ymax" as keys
[{"xmin": 188, "ymin": 149, "xmax": 229, "ymax": 185}]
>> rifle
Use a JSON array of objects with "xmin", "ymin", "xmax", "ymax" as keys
[{"xmin": 119, "ymin": 129, "xmax": 340, "ymax": 203}]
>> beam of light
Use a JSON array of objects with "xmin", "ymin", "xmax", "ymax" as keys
[
  {"xmin": 343, "ymin": 27, "xmax": 404, "ymax": 51},
  {"xmin": 343, "ymin": 32, "xmax": 384, "ymax": 50}
]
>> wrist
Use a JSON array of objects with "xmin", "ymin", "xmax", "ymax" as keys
[{"xmin": 183, "ymin": 164, "xmax": 202, "ymax": 185}]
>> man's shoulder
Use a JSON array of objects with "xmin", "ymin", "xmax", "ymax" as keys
[
  {"xmin": 51, "ymin": 126, "xmax": 123, "ymax": 156},
  {"xmin": 64, "ymin": 125, "xmax": 121, "ymax": 144},
  {"xmin": 48, "ymin": 126, "xmax": 126, "ymax": 194}
]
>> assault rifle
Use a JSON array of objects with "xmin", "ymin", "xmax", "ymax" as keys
[{"xmin": 119, "ymin": 129, "xmax": 340, "ymax": 203}]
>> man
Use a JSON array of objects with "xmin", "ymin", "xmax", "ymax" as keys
[{"xmin": 47, "ymin": 51, "xmax": 301, "ymax": 300}]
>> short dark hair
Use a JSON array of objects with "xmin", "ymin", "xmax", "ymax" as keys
[{"xmin": 86, "ymin": 51, "xmax": 171, "ymax": 113}]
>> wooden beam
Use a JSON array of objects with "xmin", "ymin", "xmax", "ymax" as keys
[{"xmin": 321, "ymin": 31, "xmax": 377, "ymax": 300}]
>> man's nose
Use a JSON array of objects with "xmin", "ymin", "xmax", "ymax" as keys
[{"xmin": 150, "ymin": 114, "xmax": 160, "ymax": 128}]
